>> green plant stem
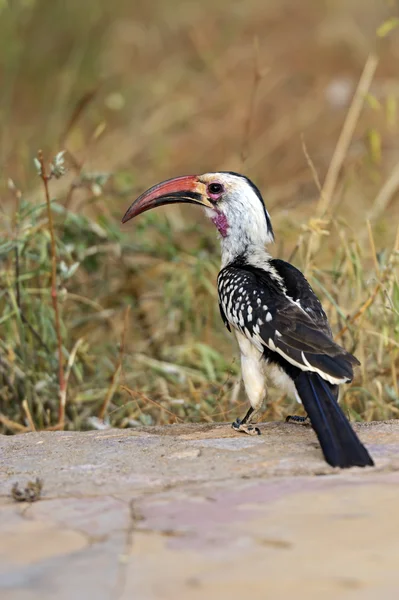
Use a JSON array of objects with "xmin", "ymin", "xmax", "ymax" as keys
[{"xmin": 38, "ymin": 150, "xmax": 66, "ymax": 429}]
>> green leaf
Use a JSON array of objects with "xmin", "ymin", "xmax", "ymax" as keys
[
  {"xmin": 377, "ymin": 18, "xmax": 399, "ymax": 38},
  {"xmin": 368, "ymin": 128, "xmax": 382, "ymax": 164},
  {"xmin": 365, "ymin": 93, "xmax": 381, "ymax": 112}
]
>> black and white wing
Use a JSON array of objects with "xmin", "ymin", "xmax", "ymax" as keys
[
  {"xmin": 270, "ymin": 259, "xmax": 332, "ymax": 337},
  {"xmin": 218, "ymin": 260, "xmax": 359, "ymax": 385}
]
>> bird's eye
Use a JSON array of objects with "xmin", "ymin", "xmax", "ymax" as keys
[{"xmin": 207, "ymin": 182, "xmax": 224, "ymax": 197}]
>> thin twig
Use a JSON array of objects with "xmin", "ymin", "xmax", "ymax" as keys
[
  {"xmin": 209, "ymin": 400, "xmax": 247, "ymax": 420},
  {"xmin": 22, "ymin": 399, "xmax": 36, "ymax": 432},
  {"xmin": 368, "ymin": 162, "xmax": 399, "ymax": 223},
  {"xmin": 98, "ymin": 306, "xmax": 130, "ymax": 420},
  {"xmin": 37, "ymin": 150, "xmax": 66, "ymax": 429},
  {"xmin": 301, "ymin": 134, "xmax": 323, "ymax": 194},
  {"xmin": 64, "ymin": 337, "xmax": 85, "ymax": 404},
  {"xmin": 304, "ymin": 53, "xmax": 378, "ymax": 273},
  {"xmin": 366, "ymin": 220, "xmax": 381, "ymax": 278},
  {"xmin": 60, "ymin": 87, "xmax": 99, "ymax": 147},
  {"xmin": 335, "ymin": 282, "xmax": 381, "ymax": 342},
  {"xmin": 120, "ymin": 385, "xmax": 182, "ymax": 423},
  {"xmin": 0, "ymin": 414, "xmax": 29, "ymax": 433},
  {"xmin": 241, "ymin": 36, "xmax": 264, "ymax": 163},
  {"xmin": 300, "ymin": 135, "xmax": 327, "ymax": 275},
  {"xmin": 317, "ymin": 53, "xmax": 379, "ymax": 217}
]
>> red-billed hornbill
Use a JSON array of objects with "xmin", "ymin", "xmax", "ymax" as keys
[{"xmin": 122, "ymin": 172, "xmax": 374, "ymax": 469}]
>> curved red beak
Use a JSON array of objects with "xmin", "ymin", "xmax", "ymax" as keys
[{"xmin": 122, "ymin": 175, "xmax": 211, "ymax": 224}]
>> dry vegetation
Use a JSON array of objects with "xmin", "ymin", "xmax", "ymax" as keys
[{"xmin": 0, "ymin": 0, "xmax": 398, "ymax": 434}]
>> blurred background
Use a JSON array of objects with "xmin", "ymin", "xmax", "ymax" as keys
[{"xmin": 0, "ymin": 0, "xmax": 398, "ymax": 433}]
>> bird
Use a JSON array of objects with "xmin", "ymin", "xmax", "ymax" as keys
[{"xmin": 122, "ymin": 171, "xmax": 374, "ymax": 469}]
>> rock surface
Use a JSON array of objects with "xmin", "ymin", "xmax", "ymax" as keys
[{"xmin": 1, "ymin": 420, "xmax": 399, "ymax": 600}]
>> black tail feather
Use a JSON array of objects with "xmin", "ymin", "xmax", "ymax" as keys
[{"xmin": 295, "ymin": 372, "xmax": 374, "ymax": 468}]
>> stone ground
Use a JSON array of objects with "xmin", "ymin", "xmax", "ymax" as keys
[{"xmin": 1, "ymin": 420, "xmax": 399, "ymax": 600}]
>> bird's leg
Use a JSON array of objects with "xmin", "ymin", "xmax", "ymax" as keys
[
  {"xmin": 231, "ymin": 335, "xmax": 266, "ymax": 435},
  {"xmin": 232, "ymin": 406, "xmax": 261, "ymax": 435},
  {"xmin": 285, "ymin": 414, "xmax": 311, "ymax": 426},
  {"xmin": 286, "ymin": 388, "xmax": 311, "ymax": 426}
]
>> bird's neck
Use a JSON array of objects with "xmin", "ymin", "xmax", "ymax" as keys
[
  {"xmin": 220, "ymin": 238, "xmax": 272, "ymax": 270},
  {"xmin": 208, "ymin": 202, "xmax": 274, "ymax": 269}
]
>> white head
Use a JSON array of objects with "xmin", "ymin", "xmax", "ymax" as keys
[{"xmin": 122, "ymin": 171, "xmax": 274, "ymax": 267}]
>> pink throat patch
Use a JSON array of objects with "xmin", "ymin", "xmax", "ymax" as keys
[{"xmin": 212, "ymin": 212, "xmax": 229, "ymax": 237}]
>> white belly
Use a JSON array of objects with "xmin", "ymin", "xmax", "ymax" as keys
[
  {"xmin": 235, "ymin": 330, "xmax": 301, "ymax": 404},
  {"xmin": 267, "ymin": 364, "xmax": 302, "ymax": 403}
]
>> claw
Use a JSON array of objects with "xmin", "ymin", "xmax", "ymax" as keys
[
  {"xmin": 286, "ymin": 415, "xmax": 311, "ymax": 427},
  {"xmin": 232, "ymin": 418, "xmax": 261, "ymax": 435}
]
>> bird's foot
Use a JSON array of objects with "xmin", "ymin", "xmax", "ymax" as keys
[
  {"xmin": 232, "ymin": 418, "xmax": 261, "ymax": 436},
  {"xmin": 285, "ymin": 414, "xmax": 311, "ymax": 427}
]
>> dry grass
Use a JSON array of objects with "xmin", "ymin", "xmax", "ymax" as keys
[{"xmin": 0, "ymin": 0, "xmax": 398, "ymax": 433}]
